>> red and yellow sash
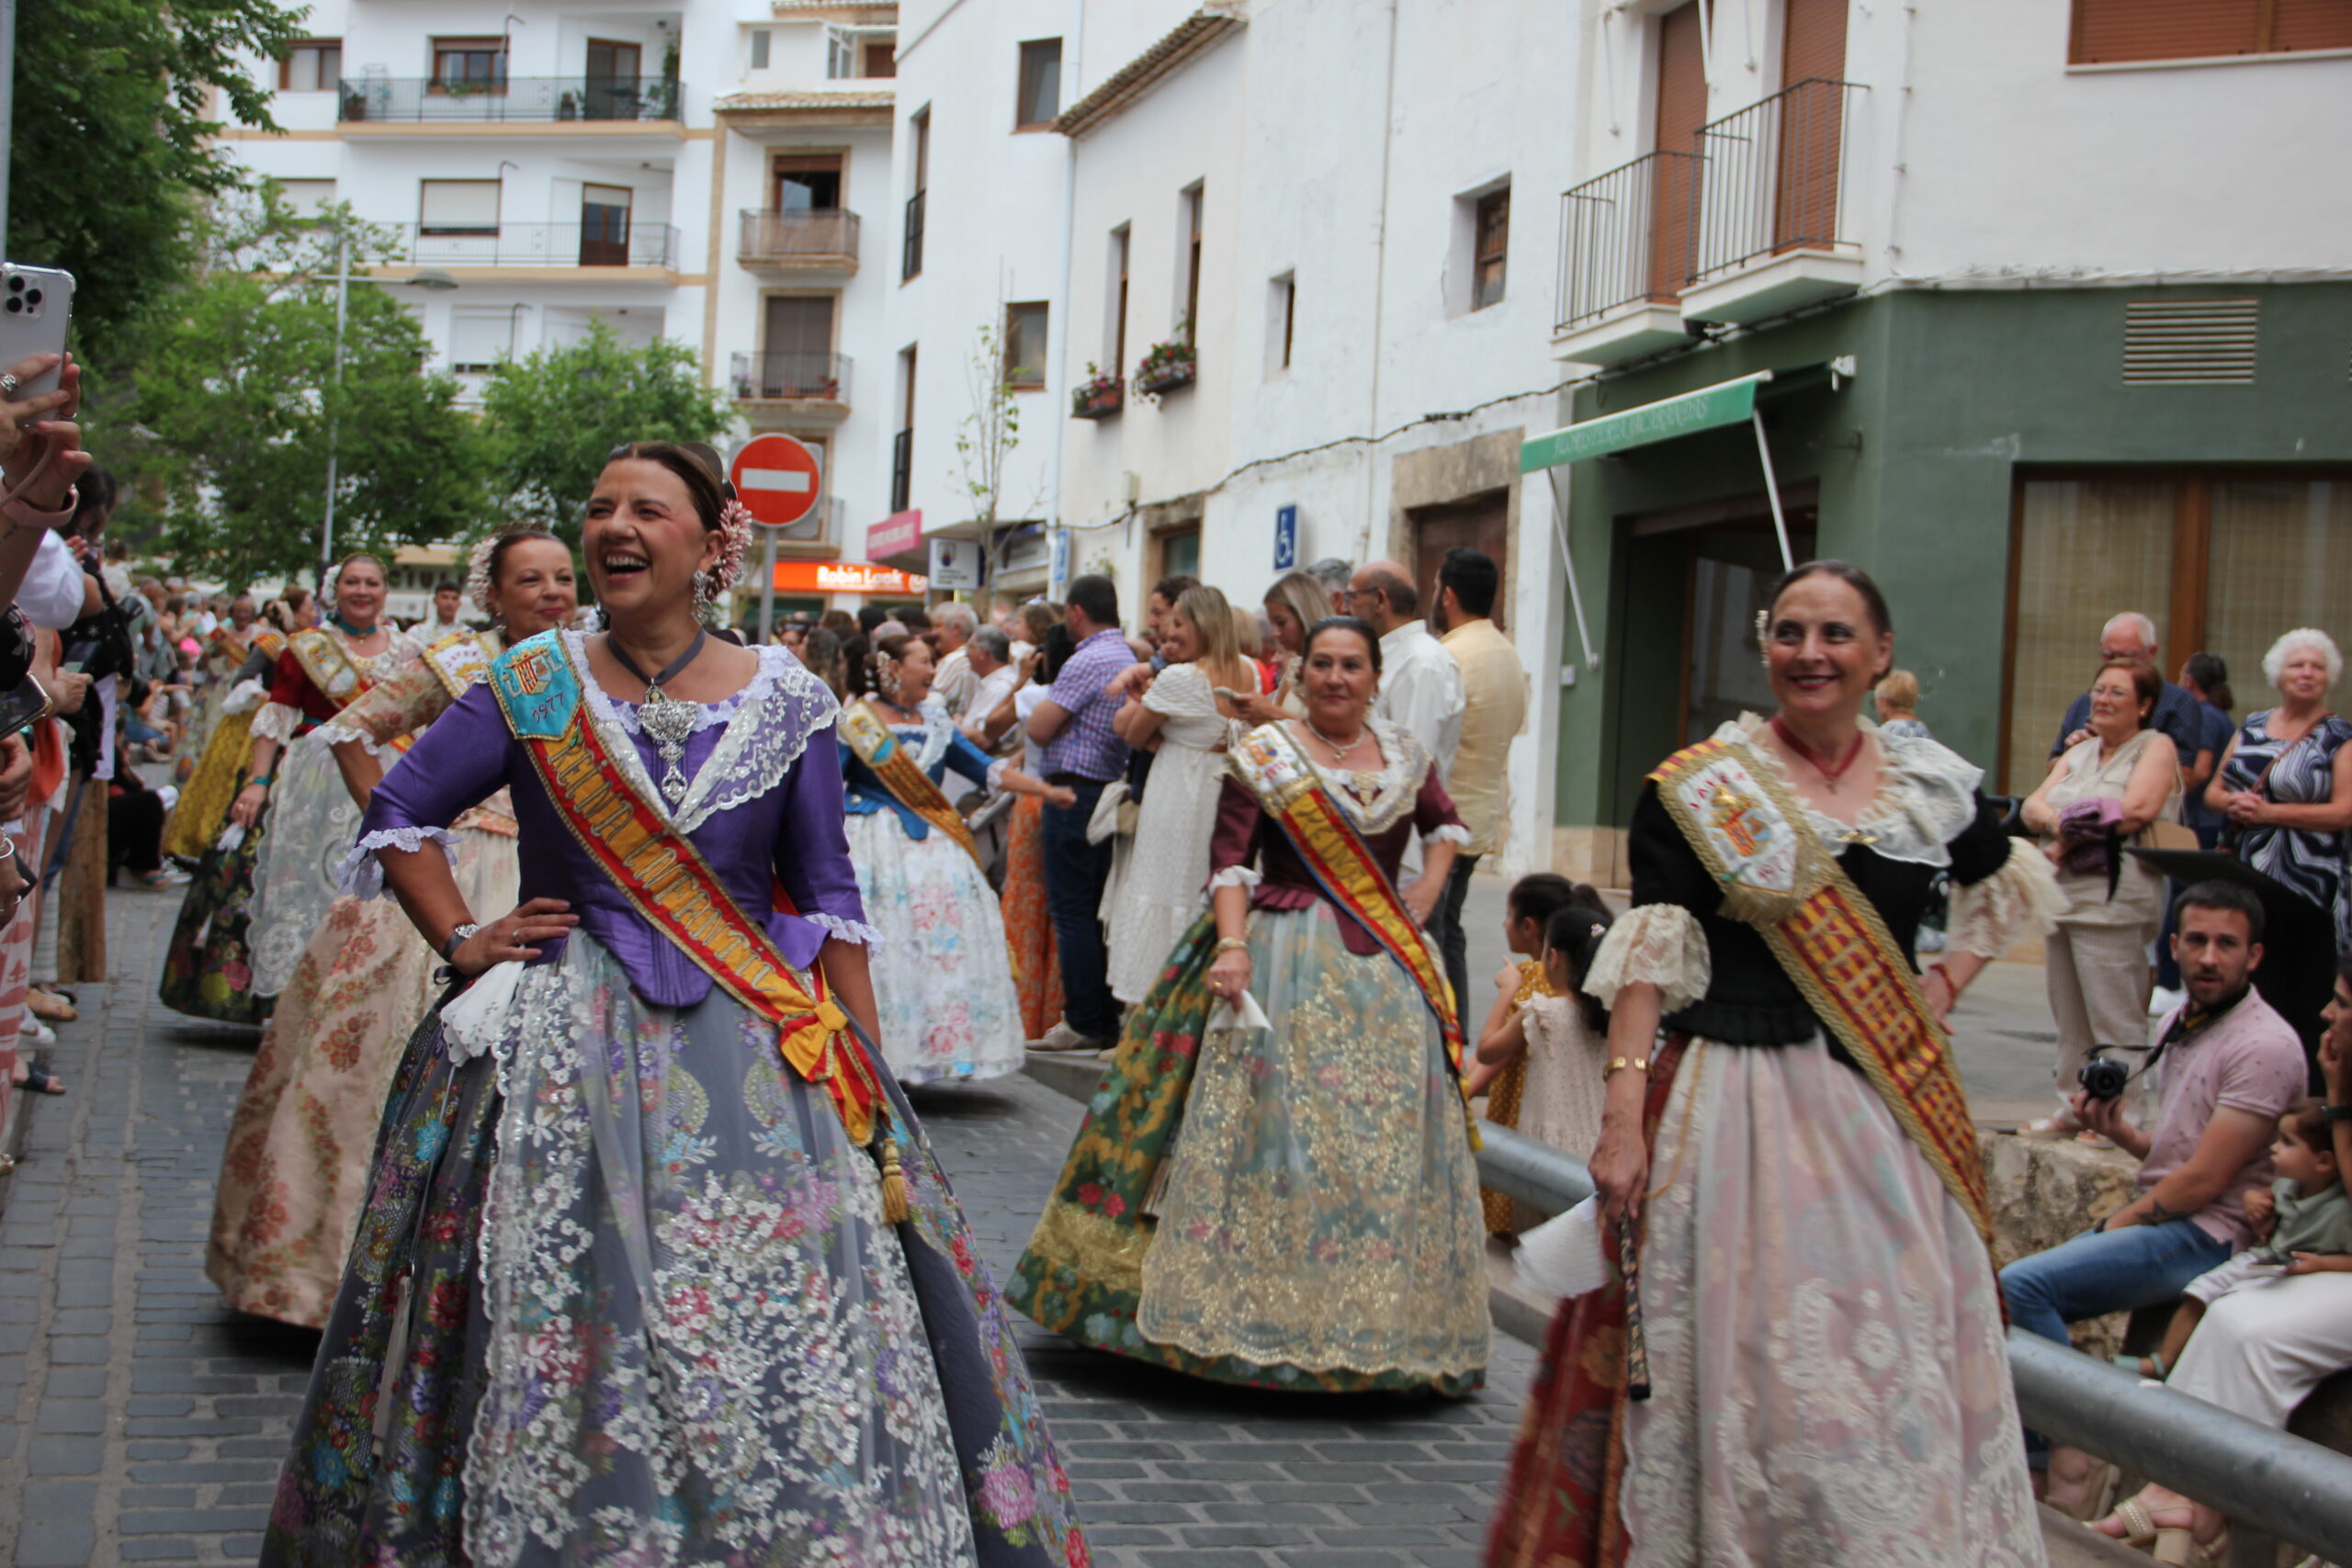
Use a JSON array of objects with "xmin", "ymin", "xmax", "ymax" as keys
[
  {"xmin": 253, "ymin": 628, "xmax": 288, "ymax": 664},
  {"xmin": 487, "ymin": 632, "xmax": 899, "ymax": 1203},
  {"xmin": 287, "ymin": 626, "xmax": 369, "ymax": 705},
  {"xmin": 838, "ymin": 701, "xmax": 984, "ymax": 870},
  {"xmin": 1228, "ymin": 722, "xmax": 1464, "ymax": 1072},
  {"xmin": 1649, "ymin": 736, "xmax": 1994, "ymax": 1241}
]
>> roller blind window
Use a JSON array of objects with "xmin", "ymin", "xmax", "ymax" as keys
[
  {"xmin": 2070, "ymin": 0, "xmax": 2352, "ymax": 63},
  {"xmin": 421, "ymin": 180, "xmax": 501, "ymax": 235}
]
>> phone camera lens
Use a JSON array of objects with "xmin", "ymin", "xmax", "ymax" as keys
[
  {"xmin": 4, "ymin": 277, "xmax": 20, "ymax": 293},
  {"xmin": 23, "ymin": 290, "xmax": 40, "ymax": 307},
  {"xmin": 3, "ymin": 299, "xmax": 20, "ymax": 315}
]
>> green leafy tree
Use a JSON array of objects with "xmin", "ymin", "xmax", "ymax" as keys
[
  {"xmin": 953, "ymin": 318, "xmax": 1045, "ymax": 577},
  {"xmin": 477, "ymin": 322, "xmax": 736, "ymax": 543},
  {"xmin": 14, "ymin": 0, "xmax": 305, "ymax": 357},
  {"xmin": 128, "ymin": 199, "xmax": 490, "ymax": 582}
]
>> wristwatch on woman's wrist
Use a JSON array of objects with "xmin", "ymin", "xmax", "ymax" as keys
[
  {"xmin": 2324, "ymin": 1103, "xmax": 2352, "ymax": 1126},
  {"xmin": 442, "ymin": 922, "xmax": 481, "ymax": 961}
]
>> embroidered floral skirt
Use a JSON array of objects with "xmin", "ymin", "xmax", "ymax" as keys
[
  {"xmin": 261, "ymin": 929, "xmax": 1088, "ymax": 1568},
  {"xmin": 1011, "ymin": 906, "xmax": 1490, "ymax": 1394},
  {"xmin": 159, "ymin": 807, "xmax": 274, "ymax": 1027},
  {"xmin": 1485, "ymin": 1036, "xmax": 2045, "ymax": 1568},
  {"xmin": 206, "ymin": 828, "xmax": 516, "ymax": 1328},
  {"xmin": 846, "ymin": 810, "xmax": 1026, "ymax": 1085},
  {"xmin": 162, "ymin": 705, "xmax": 255, "ymax": 863}
]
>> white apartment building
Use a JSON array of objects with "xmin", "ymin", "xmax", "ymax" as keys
[
  {"xmin": 886, "ymin": 0, "xmax": 1580, "ymax": 874},
  {"xmin": 222, "ymin": 0, "xmax": 910, "ymax": 617}
]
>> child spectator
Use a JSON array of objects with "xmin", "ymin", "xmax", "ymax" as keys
[
  {"xmin": 1464, "ymin": 876, "xmax": 1603, "ymax": 1233},
  {"xmin": 2118, "ymin": 1097, "xmax": 2352, "ymax": 1380}
]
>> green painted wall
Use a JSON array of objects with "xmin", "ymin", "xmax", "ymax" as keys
[{"xmin": 1549, "ymin": 282, "xmax": 2352, "ymax": 829}]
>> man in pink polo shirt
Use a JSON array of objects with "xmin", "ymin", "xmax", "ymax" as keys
[{"xmin": 2000, "ymin": 879, "xmax": 2306, "ymax": 1486}]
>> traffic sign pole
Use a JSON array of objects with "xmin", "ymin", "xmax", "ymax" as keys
[{"xmin": 759, "ymin": 529, "xmax": 778, "ymax": 643}]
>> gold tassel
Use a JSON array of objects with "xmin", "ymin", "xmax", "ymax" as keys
[{"xmin": 878, "ymin": 1137, "xmax": 910, "ymax": 1224}]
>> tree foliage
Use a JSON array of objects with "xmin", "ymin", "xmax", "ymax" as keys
[
  {"xmin": 14, "ymin": 0, "xmax": 303, "ymax": 358},
  {"xmin": 477, "ymin": 323, "xmax": 736, "ymax": 543},
  {"xmin": 129, "ymin": 199, "xmax": 489, "ymax": 583}
]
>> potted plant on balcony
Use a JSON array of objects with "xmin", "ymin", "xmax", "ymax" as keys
[
  {"xmin": 1133, "ymin": 332, "xmax": 1196, "ymax": 401},
  {"xmin": 1071, "ymin": 363, "xmax": 1123, "ymax": 420}
]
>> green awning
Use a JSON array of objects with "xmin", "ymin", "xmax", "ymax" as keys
[{"xmin": 1518, "ymin": 370, "xmax": 1774, "ymax": 473}]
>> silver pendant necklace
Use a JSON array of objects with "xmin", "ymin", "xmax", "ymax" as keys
[{"xmin": 608, "ymin": 629, "xmax": 708, "ymax": 805}]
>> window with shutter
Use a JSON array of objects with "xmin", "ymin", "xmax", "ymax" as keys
[
  {"xmin": 420, "ymin": 180, "xmax": 501, "ymax": 235},
  {"xmin": 2070, "ymin": 0, "xmax": 2352, "ymax": 63},
  {"xmin": 447, "ymin": 312, "xmax": 514, "ymax": 375},
  {"xmin": 1648, "ymin": 2, "xmax": 1708, "ymax": 299}
]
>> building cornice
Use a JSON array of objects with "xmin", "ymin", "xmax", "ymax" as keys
[
  {"xmin": 715, "ymin": 88, "xmax": 895, "ymax": 127},
  {"xmin": 1053, "ymin": 6, "xmax": 1245, "ymax": 139}
]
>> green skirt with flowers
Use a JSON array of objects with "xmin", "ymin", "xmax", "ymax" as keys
[
  {"xmin": 160, "ymin": 807, "xmax": 275, "ymax": 1027},
  {"xmin": 1008, "ymin": 906, "xmax": 1490, "ymax": 1394}
]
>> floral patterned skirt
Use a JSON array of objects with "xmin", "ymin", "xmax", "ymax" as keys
[
  {"xmin": 206, "ymin": 827, "xmax": 516, "ymax": 1328},
  {"xmin": 1012, "ymin": 907, "xmax": 1489, "ymax": 1394},
  {"xmin": 1485, "ymin": 1038, "xmax": 2043, "ymax": 1568},
  {"xmin": 159, "ymin": 807, "xmax": 274, "ymax": 1027},
  {"xmin": 260, "ymin": 930, "xmax": 1088, "ymax": 1568},
  {"xmin": 1003, "ymin": 796, "xmax": 1062, "ymax": 1040},
  {"xmin": 846, "ymin": 810, "xmax": 1026, "ymax": 1085}
]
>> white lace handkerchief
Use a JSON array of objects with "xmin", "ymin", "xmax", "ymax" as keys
[
  {"xmin": 442, "ymin": 959, "xmax": 524, "ymax": 1063},
  {"xmin": 1205, "ymin": 988, "xmax": 1272, "ymax": 1034},
  {"xmin": 1514, "ymin": 1196, "xmax": 1615, "ymax": 1299}
]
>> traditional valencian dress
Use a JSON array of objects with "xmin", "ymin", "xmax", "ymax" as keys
[
  {"xmin": 206, "ymin": 631, "xmax": 521, "ymax": 1328},
  {"xmin": 163, "ymin": 625, "xmax": 416, "ymax": 1026},
  {"xmin": 161, "ymin": 630, "xmax": 285, "ymax": 863},
  {"xmin": 1011, "ymin": 717, "xmax": 1490, "ymax": 1393},
  {"xmin": 262, "ymin": 631, "xmax": 1085, "ymax": 1568},
  {"xmin": 243, "ymin": 624, "xmax": 426, "ymax": 1003},
  {"xmin": 1485, "ymin": 716, "xmax": 2063, "ymax": 1568},
  {"xmin": 838, "ymin": 695, "xmax": 1027, "ymax": 1083}
]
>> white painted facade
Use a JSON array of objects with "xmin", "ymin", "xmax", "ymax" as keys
[
  {"xmin": 1553, "ymin": 0, "xmax": 2352, "ymax": 367},
  {"xmin": 220, "ymin": 0, "xmax": 915, "ymax": 612}
]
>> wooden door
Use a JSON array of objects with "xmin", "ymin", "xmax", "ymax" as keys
[
  {"xmin": 585, "ymin": 39, "xmax": 641, "ymax": 118},
  {"xmin": 1648, "ymin": 3, "xmax": 1708, "ymax": 298},
  {"xmin": 1413, "ymin": 492, "xmax": 1510, "ymax": 633},
  {"xmin": 579, "ymin": 184, "xmax": 631, "ymax": 265},
  {"xmin": 1773, "ymin": 0, "xmax": 1849, "ymax": 252}
]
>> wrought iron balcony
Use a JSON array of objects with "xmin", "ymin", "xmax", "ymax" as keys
[
  {"xmin": 1690, "ymin": 78, "xmax": 1867, "ymax": 286},
  {"xmin": 336, "ymin": 75, "xmax": 684, "ymax": 125},
  {"xmin": 385, "ymin": 220, "xmax": 680, "ymax": 269},
  {"xmin": 729, "ymin": 352, "xmax": 852, "ymax": 404},
  {"xmin": 1555, "ymin": 149, "xmax": 1701, "ymax": 333},
  {"xmin": 738, "ymin": 209, "xmax": 861, "ymax": 267}
]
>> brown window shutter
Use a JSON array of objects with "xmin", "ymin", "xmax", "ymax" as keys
[
  {"xmin": 2274, "ymin": 0, "xmax": 2352, "ymax": 51},
  {"xmin": 1648, "ymin": 2, "xmax": 1709, "ymax": 299},
  {"xmin": 1773, "ymin": 0, "xmax": 1849, "ymax": 252},
  {"xmin": 1781, "ymin": 0, "xmax": 1849, "ymax": 84},
  {"xmin": 2070, "ymin": 0, "xmax": 2264, "ymax": 63}
]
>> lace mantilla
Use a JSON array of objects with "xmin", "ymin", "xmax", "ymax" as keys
[
  {"xmin": 1278, "ymin": 717, "xmax": 1430, "ymax": 835},
  {"xmin": 338, "ymin": 825, "xmax": 460, "ymax": 900},
  {"xmin": 571, "ymin": 634, "xmax": 839, "ymax": 834},
  {"xmin": 1718, "ymin": 715, "xmax": 1980, "ymax": 869},
  {"xmin": 1584, "ymin": 903, "xmax": 1711, "ymax": 1015},
  {"xmin": 1946, "ymin": 838, "xmax": 2065, "ymax": 962}
]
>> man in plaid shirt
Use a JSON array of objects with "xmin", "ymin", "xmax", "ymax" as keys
[{"xmin": 1025, "ymin": 574, "xmax": 1140, "ymax": 1049}]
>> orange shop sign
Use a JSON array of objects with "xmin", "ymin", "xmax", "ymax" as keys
[{"xmin": 771, "ymin": 560, "xmax": 930, "ymax": 595}]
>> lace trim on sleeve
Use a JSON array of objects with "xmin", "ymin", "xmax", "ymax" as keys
[
  {"xmin": 220, "ymin": 677, "xmax": 269, "ymax": 716},
  {"xmin": 1582, "ymin": 903, "xmax": 1710, "ymax": 1015},
  {"xmin": 1209, "ymin": 864, "xmax": 1262, "ymax": 891},
  {"xmin": 1945, "ymin": 838, "xmax": 2066, "ymax": 962},
  {"xmin": 335, "ymin": 825, "xmax": 460, "ymax": 900},
  {"xmin": 313, "ymin": 719, "xmax": 397, "ymax": 758},
  {"xmin": 1425, "ymin": 823, "xmax": 1472, "ymax": 848},
  {"xmin": 250, "ymin": 702, "xmax": 301, "ymax": 744},
  {"xmin": 804, "ymin": 911, "xmax": 883, "ymax": 947}
]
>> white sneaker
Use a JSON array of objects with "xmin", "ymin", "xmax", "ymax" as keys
[
  {"xmin": 25, "ymin": 1019, "xmax": 55, "ymax": 1046},
  {"xmin": 1032, "ymin": 1021, "xmax": 1113, "ymax": 1053}
]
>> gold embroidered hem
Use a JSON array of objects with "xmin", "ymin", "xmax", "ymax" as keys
[
  {"xmin": 1134, "ymin": 903, "xmax": 1490, "ymax": 1384},
  {"xmin": 163, "ymin": 707, "xmax": 257, "ymax": 863}
]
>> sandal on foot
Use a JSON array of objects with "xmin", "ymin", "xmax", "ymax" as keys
[
  {"xmin": 2111, "ymin": 1350, "xmax": 2167, "ymax": 1380},
  {"xmin": 2154, "ymin": 1525, "xmax": 2226, "ymax": 1567},
  {"xmin": 18, "ymin": 1064, "xmax": 64, "ymax": 1095},
  {"xmin": 2043, "ymin": 1455, "xmax": 2118, "ymax": 1522},
  {"xmin": 2091, "ymin": 1496, "xmax": 2162, "ymax": 1548},
  {"xmin": 25, "ymin": 988, "xmax": 74, "ymax": 1022}
]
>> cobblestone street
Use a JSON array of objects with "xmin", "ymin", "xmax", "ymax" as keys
[{"xmin": 0, "ymin": 896, "xmax": 1532, "ymax": 1568}]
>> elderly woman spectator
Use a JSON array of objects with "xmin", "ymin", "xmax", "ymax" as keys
[
  {"xmin": 1874, "ymin": 668, "xmax": 1930, "ymax": 739},
  {"xmin": 2209, "ymin": 629, "xmax": 2352, "ymax": 950},
  {"xmin": 2020, "ymin": 656, "xmax": 2184, "ymax": 1138}
]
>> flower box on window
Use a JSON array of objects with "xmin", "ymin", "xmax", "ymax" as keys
[
  {"xmin": 1133, "ymin": 339, "xmax": 1196, "ymax": 401},
  {"xmin": 1071, "ymin": 365, "xmax": 1123, "ymax": 420}
]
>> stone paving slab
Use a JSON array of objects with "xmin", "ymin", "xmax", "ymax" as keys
[{"xmin": 0, "ymin": 894, "xmax": 1534, "ymax": 1567}]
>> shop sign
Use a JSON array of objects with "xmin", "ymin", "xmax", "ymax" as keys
[
  {"xmin": 770, "ymin": 561, "xmax": 930, "ymax": 595},
  {"xmin": 1519, "ymin": 371, "xmax": 1773, "ymax": 472},
  {"xmin": 866, "ymin": 510, "xmax": 922, "ymax": 558}
]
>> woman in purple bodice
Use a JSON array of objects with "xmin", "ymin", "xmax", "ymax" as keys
[{"xmin": 260, "ymin": 444, "xmax": 1088, "ymax": 1568}]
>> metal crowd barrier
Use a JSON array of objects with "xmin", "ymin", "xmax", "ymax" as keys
[{"xmin": 1472, "ymin": 1119, "xmax": 2352, "ymax": 1565}]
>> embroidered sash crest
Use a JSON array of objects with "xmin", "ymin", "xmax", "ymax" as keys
[
  {"xmin": 486, "ymin": 632, "xmax": 891, "ymax": 1158},
  {"xmin": 1650, "ymin": 738, "xmax": 1994, "ymax": 1241},
  {"xmin": 423, "ymin": 628, "xmax": 500, "ymax": 700},
  {"xmin": 287, "ymin": 627, "xmax": 368, "ymax": 705},
  {"xmin": 838, "ymin": 702, "xmax": 984, "ymax": 869},
  {"xmin": 1228, "ymin": 722, "xmax": 1464, "ymax": 1073}
]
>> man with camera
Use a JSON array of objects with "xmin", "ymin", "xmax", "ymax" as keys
[{"xmin": 2000, "ymin": 880, "xmax": 2307, "ymax": 1495}]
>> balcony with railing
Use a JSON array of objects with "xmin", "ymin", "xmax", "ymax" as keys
[
  {"xmin": 386, "ymin": 220, "xmax": 680, "ymax": 270},
  {"xmin": 729, "ymin": 351, "xmax": 852, "ymax": 409},
  {"xmin": 1551, "ymin": 149, "xmax": 1701, "ymax": 367},
  {"xmin": 336, "ymin": 75, "xmax": 684, "ymax": 127},
  {"xmin": 738, "ymin": 209, "xmax": 861, "ymax": 272},
  {"xmin": 1682, "ymin": 78, "xmax": 1868, "ymax": 324}
]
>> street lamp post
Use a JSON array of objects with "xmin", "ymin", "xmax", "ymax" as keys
[{"xmin": 318, "ymin": 225, "xmax": 458, "ymax": 576}]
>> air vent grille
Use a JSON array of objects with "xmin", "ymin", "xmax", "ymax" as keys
[{"xmin": 2123, "ymin": 298, "xmax": 2257, "ymax": 386}]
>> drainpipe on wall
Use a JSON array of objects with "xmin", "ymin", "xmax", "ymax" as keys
[
  {"xmin": 1043, "ymin": 0, "xmax": 1083, "ymax": 600},
  {"xmin": 1353, "ymin": 0, "xmax": 1401, "ymax": 562}
]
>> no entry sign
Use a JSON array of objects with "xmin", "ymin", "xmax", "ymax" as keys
[{"xmin": 729, "ymin": 434, "xmax": 822, "ymax": 528}]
